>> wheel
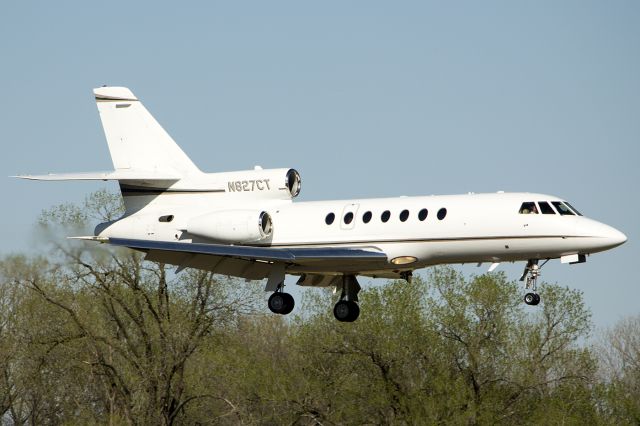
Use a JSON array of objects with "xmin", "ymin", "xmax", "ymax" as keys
[
  {"xmin": 524, "ymin": 292, "xmax": 536, "ymax": 305},
  {"xmin": 333, "ymin": 300, "xmax": 360, "ymax": 322},
  {"xmin": 268, "ymin": 292, "xmax": 295, "ymax": 315}
]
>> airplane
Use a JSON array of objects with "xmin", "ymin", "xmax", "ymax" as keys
[{"xmin": 16, "ymin": 86, "xmax": 627, "ymax": 322}]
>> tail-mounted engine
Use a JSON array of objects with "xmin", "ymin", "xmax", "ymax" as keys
[{"xmin": 186, "ymin": 210, "xmax": 273, "ymax": 243}]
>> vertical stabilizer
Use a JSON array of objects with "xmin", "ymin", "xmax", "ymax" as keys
[{"xmin": 93, "ymin": 87, "xmax": 201, "ymax": 176}]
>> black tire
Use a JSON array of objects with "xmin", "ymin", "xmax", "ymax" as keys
[
  {"xmin": 532, "ymin": 293, "xmax": 541, "ymax": 305},
  {"xmin": 334, "ymin": 300, "xmax": 360, "ymax": 322},
  {"xmin": 268, "ymin": 292, "xmax": 295, "ymax": 315},
  {"xmin": 524, "ymin": 293, "xmax": 536, "ymax": 305}
]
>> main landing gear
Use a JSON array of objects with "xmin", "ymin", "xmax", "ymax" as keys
[
  {"xmin": 266, "ymin": 273, "xmax": 363, "ymax": 322},
  {"xmin": 333, "ymin": 275, "xmax": 361, "ymax": 322},
  {"xmin": 268, "ymin": 284, "xmax": 295, "ymax": 315},
  {"xmin": 519, "ymin": 259, "xmax": 548, "ymax": 306}
]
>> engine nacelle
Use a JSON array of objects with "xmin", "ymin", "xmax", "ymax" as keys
[{"xmin": 186, "ymin": 210, "xmax": 273, "ymax": 243}]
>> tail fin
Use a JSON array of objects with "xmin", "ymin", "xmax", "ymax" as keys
[{"xmin": 94, "ymin": 87, "xmax": 201, "ymax": 176}]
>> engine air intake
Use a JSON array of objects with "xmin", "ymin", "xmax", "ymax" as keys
[{"xmin": 286, "ymin": 169, "xmax": 301, "ymax": 198}]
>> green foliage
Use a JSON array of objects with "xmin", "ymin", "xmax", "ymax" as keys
[
  {"xmin": 0, "ymin": 191, "xmax": 637, "ymax": 424},
  {"xmin": 38, "ymin": 187, "xmax": 124, "ymax": 228},
  {"xmin": 596, "ymin": 314, "xmax": 640, "ymax": 424}
]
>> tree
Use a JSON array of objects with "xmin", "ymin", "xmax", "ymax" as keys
[
  {"xmin": 427, "ymin": 268, "xmax": 598, "ymax": 424},
  {"xmin": 0, "ymin": 255, "xmax": 98, "ymax": 424},
  {"xmin": 597, "ymin": 314, "xmax": 640, "ymax": 423},
  {"xmin": 271, "ymin": 268, "xmax": 600, "ymax": 425},
  {"xmin": 2, "ymin": 189, "xmax": 264, "ymax": 424}
]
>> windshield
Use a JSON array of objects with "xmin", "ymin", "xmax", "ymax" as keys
[
  {"xmin": 552, "ymin": 201, "xmax": 575, "ymax": 216},
  {"xmin": 518, "ymin": 200, "xmax": 583, "ymax": 216}
]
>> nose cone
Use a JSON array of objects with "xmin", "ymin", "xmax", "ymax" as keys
[
  {"xmin": 590, "ymin": 221, "xmax": 627, "ymax": 251},
  {"xmin": 577, "ymin": 219, "xmax": 627, "ymax": 253},
  {"xmin": 603, "ymin": 226, "xmax": 627, "ymax": 249}
]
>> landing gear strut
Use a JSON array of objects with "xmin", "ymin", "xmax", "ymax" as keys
[
  {"xmin": 268, "ymin": 283, "xmax": 295, "ymax": 315},
  {"xmin": 333, "ymin": 275, "xmax": 361, "ymax": 322},
  {"xmin": 519, "ymin": 259, "xmax": 547, "ymax": 306}
]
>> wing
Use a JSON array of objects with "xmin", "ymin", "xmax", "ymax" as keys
[{"xmin": 107, "ymin": 238, "xmax": 388, "ymax": 280}]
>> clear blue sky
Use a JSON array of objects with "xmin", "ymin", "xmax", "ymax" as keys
[{"xmin": 1, "ymin": 1, "xmax": 638, "ymax": 328}]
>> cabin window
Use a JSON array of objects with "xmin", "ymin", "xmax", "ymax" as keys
[
  {"xmin": 325, "ymin": 213, "xmax": 335, "ymax": 225},
  {"xmin": 437, "ymin": 208, "xmax": 447, "ymax": 220},
  {"xmin": 400, "ymin": 209, "xmax": 409, "ymax": 222},
  {"xmin": 344, "ymin": 212, "xmax": 354, "ymax": 225},
  {"xmin": 158, "ymin": 215, "xmax": 174, "ymax": 222},
  {"xmin": 519, "ymin": 202, "xmax": 538, "ymax": 214},
  {"xmin": 564, "ymin": 202, "xmax": 583, "ymax": 216},
  {"xmin": 362, "ymin": 211, "xmax": 372, "ymax": 223},
  {"xmin": 538, "ymin": 201, "xmax": 555, "ymax": 214},
  {"xmin": 418, "ymin": 208, "xmax": 428, "ymax": 221},
  {"xmin": 552, "ymin": 201, "xmax": 575, "ymax": 216},
  {"xmin": 381, "ymin": 210, "xmax": 391, "ymax": 223}
]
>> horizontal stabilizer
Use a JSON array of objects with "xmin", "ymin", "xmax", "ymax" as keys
[{"xmin": 14, "ymin": 170, "xmax": 181, "ymax": 181}]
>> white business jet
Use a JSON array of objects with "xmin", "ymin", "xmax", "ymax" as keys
[{"xmin": 17, "ymin": 87, "xmax": 627, "ymax": 322}]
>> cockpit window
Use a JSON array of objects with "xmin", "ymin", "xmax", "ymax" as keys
[
  {"xmin": 564, "ymin": 202, "xmax": 583, "ymax": 216},
  {"xmin": 552, "ymin": 201, "xmax": 575, "ymax": 216},
  {"xmin": 519, "ymin": 202, "xmax": 538, "ymax": 214},
  {"xmin": 537, "ymin": 201, "xmax": 555, "ymax": 214}
]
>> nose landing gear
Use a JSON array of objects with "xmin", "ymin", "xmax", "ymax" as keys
[{"xmin": 520, "ymin": 259, "xmax": 548, "ymax": 306}]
